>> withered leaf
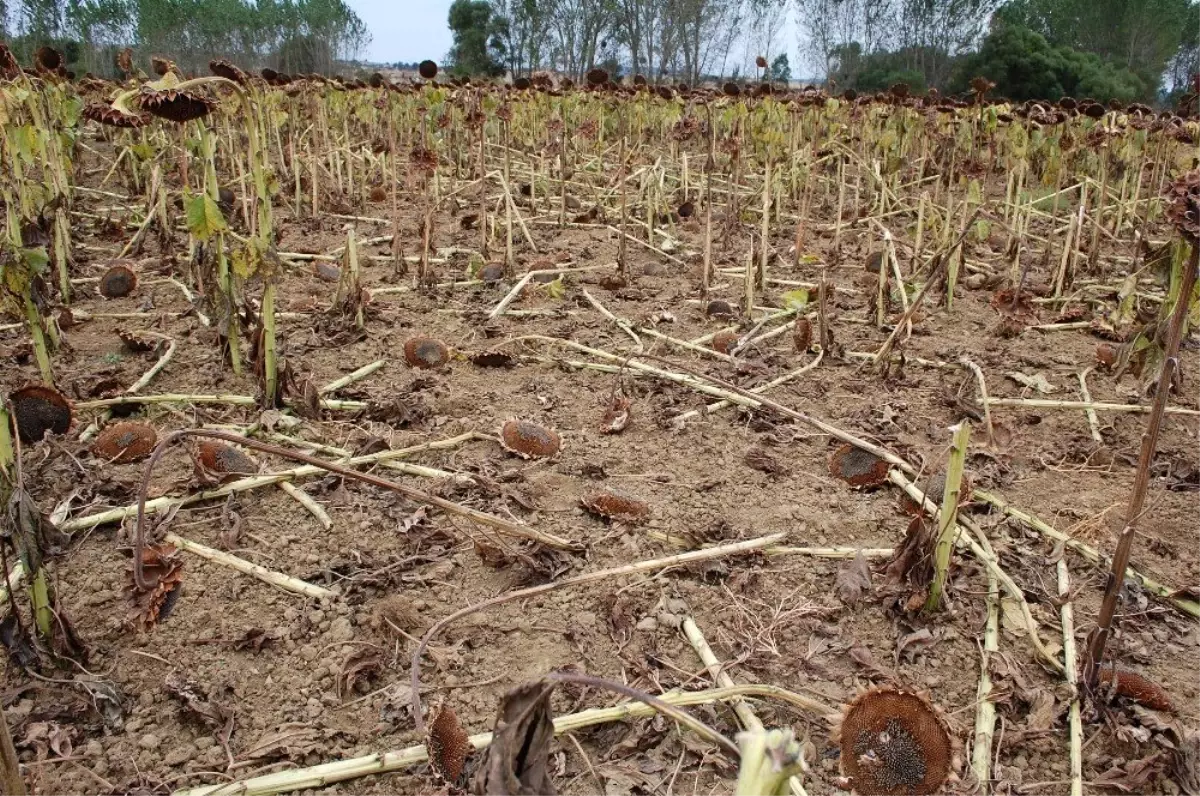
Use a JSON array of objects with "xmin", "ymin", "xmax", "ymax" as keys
[
  {"xmin": 895, "ymin": 627, "xmax": 937, "ymax": 662},
  {"xmin": 1094, "ymin": 752, "xmax": 1166, "ymax": 792},
  {"xmin": 398, "ymin": 505, "xmax": 430, "ymax": 534},
  {"xmin": 835, "ymin": 551, "xmax": 873, "ymax": 606},
  {"xmin": 231, "ymin": 627, "xmax": 272, "ymax": 652},
  {"xmin": 165, "ymin": 671, "xmax": 234, "ymax": 732},
  {"xmin": 470, "ymin": 681, "xmax": 557, "ymax": 795},
  {"xmin": 336, "ymin": 648, "xmax": 382, "ymax": 699},
  {"xmin": 744, "ymin": 447, "xmax": 788, "ymax": 475}
]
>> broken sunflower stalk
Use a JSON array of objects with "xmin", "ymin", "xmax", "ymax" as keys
[{"xmin": 1084, "ymin": 170, "xmax": 1200, "ymax": 692}]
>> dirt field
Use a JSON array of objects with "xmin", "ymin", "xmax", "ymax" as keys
[{"xmin": 2, "ymin": 106, "xmax": 1199, "ymax": 796}]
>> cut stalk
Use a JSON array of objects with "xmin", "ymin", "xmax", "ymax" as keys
[{"xmin": 925, "ymin": 421, "xmax": 971, "ymax": 612}]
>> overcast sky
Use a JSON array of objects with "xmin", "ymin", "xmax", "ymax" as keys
[{"xmin": 353, "ymin": 0, "xmax": 454, "ymax": 64}]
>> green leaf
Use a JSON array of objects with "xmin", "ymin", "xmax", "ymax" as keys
[
  {"xmin": 545, "ymin": 275, "xmax": 565, "ymax": 300},
  {"xmin": 20, "ymin": 247, "xmax": 49, "ymax": 274},
  {"xmin": 781, "ymin": 288, "xmax": 809, "ymax": 310},
  {"xmin": 185, "ymin": 193, "xmax": 227, "ymax": 242}
]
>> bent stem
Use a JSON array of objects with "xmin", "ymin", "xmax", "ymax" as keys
[{"xmin": 1084, "ymin": 240, "xmax": 1199, "ymax": 688}]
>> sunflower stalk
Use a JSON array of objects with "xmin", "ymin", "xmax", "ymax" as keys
[{"xmin": 925, "ymin": 420, "xmax": 971, "ymax": 612}]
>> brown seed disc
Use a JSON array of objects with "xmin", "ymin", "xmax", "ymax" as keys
[
  {"xmin": 418, "ymin": 60, "xmax": 438, "ymax": 80},
  {"xmin": 712, "ymin": 330, "xmax": 739, "ymax": 354},
  {"xmin": 424, "ymin": 697, "xmax": 469, "ymax": 784},
  {"xmin": 404, "ymin": 337, "xmax": 450, "ymax": 369},
  {"xmin": 313, "ymin": 261, "xmax": 341, "ymax": 282},
  {"xmin": 705, "ymin": 299, "xmax": 736, "ymax": 319},
  {"xmin": 838, "ymin": 688, "xmax": 953, "ymax": 796},
  {"xmin": 99, "ymin": 263, "xmax": 138, "ymax": 298},
  {"xmin": 10, "ymin": 385, "xmax": 73, "ymax": 443},
  {"xmin": 368, "ymin": 185, "xmax": 387, "ymax": 203},
  {"xmin": 678, "ymin": 200, "xmax": 694, "ymax": 218},
  {"xmin": 194, "ymin": 441, "xmax": 257, "ymax": 482},
  {"xmin": 1099, "ymin": 668, "xmax": 1174, "ymax": 712},
  {"xmin": 92, "ymin": 422, "xmax": 157, "ymax": 463},
  {"xmin": 582, "ymin": 491, "xmax": 649, "ymax": 523},
  {"xmin": 793, "ymin": 317, "xmax": 813, "ymax": 352},
  {"xmin": 1095, "ymin": 342, "xmax": 1118, "ymax": 368},
  {"xmin": 479, "ymin": 263, "xmax": 506, "ymax": 283},
  {"xmin": 829, "ymin": 443, "xmax": 890, "ymax": 488},
  {"xmin": 499, "ymin": 419, "xmax": 561, "ymax": 459}
]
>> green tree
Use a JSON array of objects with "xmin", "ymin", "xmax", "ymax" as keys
[
  {"xmin": 995, "ymin": 0, "xmax": 1198, "ymax": 96},
  {"xmin": 769, "ymin": 52, "xmax": 790, "ymax": 82},
  {"xmin": 951, "ymin": 22, "xmax": 1146, "ymax": 102},
  {"xmin": 447, "ymin": 0, "xmax": 505, "ymax": 76}
]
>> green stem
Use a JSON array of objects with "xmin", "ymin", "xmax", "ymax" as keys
[
  {"xmin": 262, "ymin": 281, "xmax": 278, "ymax": 405},
  {"xmin": 22, "ymin": 294, "xmax": 54, "ymax": 386},
  {"xmin": 28, "ymin": 568, "xmax": 52, "ymax": 640},
  {"xmin": 925, "ymin": 421, "xmax": 971, "ymax": 612}
]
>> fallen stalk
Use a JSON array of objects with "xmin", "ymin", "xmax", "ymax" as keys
[
  {"xmin": 409, "ymin": 532, "xmax": 787, "ymax": 732},
  {"xmin": 172, "ymin": 682, "xmax": 820, "ymax": 796}
]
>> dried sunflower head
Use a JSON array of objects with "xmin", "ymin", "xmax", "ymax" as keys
[
  {"xmin": 1165, "ymin": 169, "xmax": 1200, "ymax": 242},
  {"xmin": 34, "ymin": 45, "xmax": 64, "ymax": 74},
  {"xmin": 209, "ymin": 59, "xmax": 247, "ymax": 84},
  {"xmin": 1, "ymin": 42, "xmax": 22, "ymax": 80},
  {"xmin": 138, "ymin": 85, "xmax": 215, "ymax": 123},
  {"xmin": 835, "ymin": 687, "xmax": 955, "ymax": 795}
]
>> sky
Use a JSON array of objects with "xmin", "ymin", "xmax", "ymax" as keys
[{"xmin": 352, "ymin": 0, "xmax": 455, "ymax": 65}]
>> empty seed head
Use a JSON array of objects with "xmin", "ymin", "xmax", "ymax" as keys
[
  {"xmin": 711, "ymin": 330, "xmax": 739, "ymax": 355},
  {"xmin": 499, "ymin": 419, "xmax": 561, "ymax": 459},
  {"xmin": 837, "ymin": 687, "xmax": 953, "ymax": 796},
  {"xmin": 403, "ymin": 337, "xmax": 450, "ymax": 369},
  {"xmin": 9, "ymin": 385, "xmax": 73, "ymax": 443},
  {"xmin": 92, "ymin": 422, "xmax": 157, "ymax": 463}
]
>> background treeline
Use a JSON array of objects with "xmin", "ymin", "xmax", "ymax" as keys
[
  {"xmin": 448, "ymin": 0, "xmax": 1199, "ymax": 104},
  {"xmin": 0, "ymin": 0, "xmax": 368, "ymax": 76}
]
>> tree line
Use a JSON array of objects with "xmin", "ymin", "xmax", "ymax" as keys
[
  {"xmin": 0, "ymin": 0, "xmax": 369, "ymax": 76},
  {"xmin": 447, "ymin": 0, "xmax": 1199, "ymax": 103}
]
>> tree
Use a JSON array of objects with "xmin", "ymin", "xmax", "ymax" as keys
[
  {"xmin": 447, "ymin": 0, "xmax": 505, "ymax": 76},
  {"xmin": 769, "ymin": 51, "xmax": 790, "ymax": 82},
  {"xmin": 951, "ymin": 21, "xmax": 1145, "ymax": 102},
  {"xmin": 995, "ymin": 0, "xmax": 1197, "ymax": 96}
]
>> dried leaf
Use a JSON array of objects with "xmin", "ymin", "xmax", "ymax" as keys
[
  {"xmin": 1004, "ymin": 371, "xmax": 1059, "ymax": 394},
  {"xmin": 895, "ymin": 627, "xmax": 937, "ymax": 662},
  {"xmin": 242, "ymin": 723, "xmax": 339, "ymax": 762},
  {"xmin": 165, "ymin": 671, "xmax": 234, "ymax": 732},
  {"xmin": 397, "ymin": 505, "xmax": 430, "ymax": 534},
  {"xmin": 231, "ymin": 627, "xmax": 272, "ymax": 652},
  {"xmin": 336, "ymin": 648, "xmax": 382, "ymax": 699},
  {"xmin": 835, "ymin": 551, "xmax": 873, "ymax": 606},
  {"xmin": 0, "ymin": 611, "xmax": 39, "ymax": 669},
  {"xmin": 1024, "ymin": 688, "xmax": 1058, "ymax": 731},
  {"xmin": 744, "ymin": 447, "xmax": 788, "ymax": 475},
  {"xmin": 470, "ymin": 681, "xmax": 557, "ymax": 795},
  {"xmin": 1094, "ymin": 752, "xmax": 1166, "ymax": 792}
]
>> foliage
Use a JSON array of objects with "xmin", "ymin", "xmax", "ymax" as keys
[
  {"xmin": 2, "ymin": 0, "xmax": 369, "ymax": 75},
  {"xmin": 830, "ymin": 43, "xmax": 930, "ymax": 93},
  {"xmin": 994, "ymin": 0, "xmax": 1199, "ymax": 96},
  {"xmin": 447, "ymin": 0, "xmax": 506, "ymax": 77},
  {"xmin": 951, "ymin": 22, "xmax": 1148, "ymax": 102},
  {"xmin": 769, "ymin": 52, "xmax": 790, "ymax": 83}
]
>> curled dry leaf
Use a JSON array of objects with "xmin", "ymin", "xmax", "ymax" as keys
[
  {"xmin": 471, "ymin": 681, "xmax": 557, "ymax": 796},
  {"xmin": 127, "ymin": 543, "xmax": 184, "ymax": 631},
  {"xmin": 599, "ymin": 395, "xmax": 632, "ymax": 434},
  {"xmin": 836, "ymin": 551, "xmax": 874, "ymax": 606},
  {"xmin": 744, "ymin": 446, "xmax": 787, "ymax": 475}
]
